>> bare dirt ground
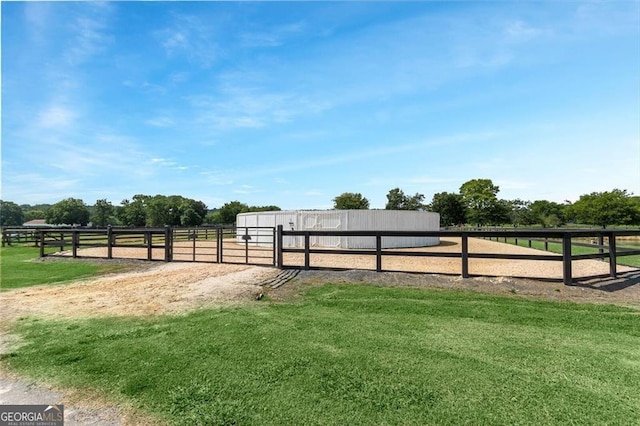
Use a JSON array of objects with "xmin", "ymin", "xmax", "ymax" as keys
[{"xmin": 1, "ymin": 237, "xmax": 639, "ymax": 425}]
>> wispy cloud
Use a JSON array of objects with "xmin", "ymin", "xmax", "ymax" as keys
[
  {"xmin": 145, "ymin": 116, "xmax": 175, "ymax": 127},
  {"xmin": 159, "ymin": 13, "xmax": 218, "ymax": 67},
  {"xmin": 188, "ymin": 83, "xmax": 331, "ymax": 131},
  {"xmin": 64, "ymin": 4, "xmax": 114, "ymax": 65},
  {"xmin": 239, "ymin": 21, "xmax": 305, "ymax": 48},
  {"xmin": 37, "ymin": 105, "xmax": 77, "ymax": 129},
  {"xmin": 150, "ymin": 157, "xmax": 191, "ymax": 171}
]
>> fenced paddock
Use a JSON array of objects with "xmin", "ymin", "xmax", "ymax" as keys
[
  {"xmin": 277, "ymin": 227, "xmax": 640, "ymax": 285},
  {"xmin": 22, "ymin": 226, "xmax": 276, "ymax": 266},
  {"xmin": 5, "ymin": 226, "xmax": 639, "ymax": 285}
]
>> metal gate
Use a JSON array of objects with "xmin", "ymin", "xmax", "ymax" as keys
[{"xmin": 171, "ymin": 226, "xmax": 276, "ymax": 266}]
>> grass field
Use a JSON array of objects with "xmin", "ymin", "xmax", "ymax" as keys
[
  {"xmin": 0, "ymin": 245, "xmax": 133, "ymax": 291},
  {"xmin": 501, "ymin": 237, "xmax": 640, "ymax": 268},
  {"xmin": 3, "ymin": 284, "xmax": 639, "ymax": 425}
]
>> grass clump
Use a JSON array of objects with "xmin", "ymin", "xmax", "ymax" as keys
[
  {"xmin": 1, "ymin": 245, "xmax": 132, "ymax": 291},
  {"xmin": 3, "ymin": 284, "xmax": 640, "ymax": 425}
]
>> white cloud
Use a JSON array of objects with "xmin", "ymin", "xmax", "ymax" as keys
[
  {"xmin": 159, "ymin": 13, "xmax": 218, "ymax": 67},
  {"xmin": 189, "ymin": 84, "xmax": 331, "ymax": 131},
  {"xmin": 38, "ymin": 105, "xmax": 76, "ymax": 129},
  {"xmin": 145, "ymin": 116, "xmax": 175, "ymax": 127},
  {"xmin": 239, "ymin": 21, "xmax": 306, "ymax": 48},
  {"xmin": 503, "ymin": 20, "xmax": 548, "ymax": 43},
  {"xmin": 64, "ymin": 5, "xmax": 114, "ymax": 65}
]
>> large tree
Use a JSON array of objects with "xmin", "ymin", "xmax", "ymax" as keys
[
  {"xmin": 385, "ymin": 188, "xmax": 425, "ymax": 210},
  {"xmin": 429, "ymin": 192, "xmax": 466, "ymax": 227},
  {"xmin": 506, "ymin": 199, "xmax": 534, "ymax": 227},
  {"xmin": 0, "ymin": 200, "xmax": 25, "ymax": 226},
  {"xmin": 117, "ymin": 195, "xmax": 149, "ymax": 227},
  {"xmin": 206, "ymin": 203, "xmax": 280, "ymax": 224},
  {"xmin": 459, "ymin": 179, "xmax": 501, "ymax": 226},
  {"xmin": 333, "ymin": 192, "xmax": 370, "ymax": 210},
  {"xmin": 529, "ymin": 200, "xmax": 565, "ymax": 228},
  {"xmin": 567, "ymin": 189, "xmax": 639, "ymax": 228},
  {"xmin": 213, "ymin": 201, "xmax": 250, "ymax": 224},
  {"xmin": 45, "ymin": 198, "xmax": 91, "ymax": 226},
  {"xmin": 92, "ymin": 199, "xmax": 115, "ymax": 227}
]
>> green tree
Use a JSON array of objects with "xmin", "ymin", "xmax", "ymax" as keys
[
  {"xmin": 23, "ymin": 210, "xmax": 46, "ymax": 222},
  {"xmin": 216, "ymin": 201, "xmax": 250, "ymax": 224},
  {"xmin": 506, "ymin": 199, "xmax": 534, "ymax": 227},
  {"xmin": 117, "ymin": 195, "xmax": 148, "ymax": 227},
  {"xmin": 250, "ymin": 205, "xmax": 282, "ymax": 212},
  {"xmin": 459, "ymin": 179, "xmax": 500, "ymax": 226},
  {"xmin": 45, "ymin": 198, "xmax": 90, "ymax": 225},
  {"xmin": 529, "ymin": 200, "xmax": 565, "ymax": 228},
  {"xmin": 385, "ymin": 188, "xmax": 425, "ymax": 210},
  {"xmin": 487, "ymin": 199, "xmax": 512, "ymax": 226},
  {"xmin": 566, "ymin": 189, "xmax": 638, "ymax": 228},
  {"xmin": 179, "ymin": 198, "xmax": 208, "ymax": 226},
  {"xmin": 429, "ymin": 192, "xmax": 467, "ymax": 227},
  {"xmin": 333, "ymin": 192, "xmax": 370, "ymax": 210},
  {"xmin": 92, "ymin": 199, "xmax": 114, "ymax": 227},
  {"xmin": 0, "ymin": 201, "xmax": 25, "ymax": 226}
]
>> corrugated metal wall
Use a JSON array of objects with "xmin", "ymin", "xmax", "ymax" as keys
[{"xmin": 237, "ymin": 210, "xmax": 440, "ymax": 248}]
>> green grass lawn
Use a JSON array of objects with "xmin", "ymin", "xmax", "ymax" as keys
[
  {"xmin": 0, "ymin": 245, "xmax": 134, "ymax": 291},
  {"xmin": 3, "ymin": 284, "xmax": 639, "ymax": 425},
  {"xmin": 502, "ymin": 238, "xmax": 640, "ymax": 268}
]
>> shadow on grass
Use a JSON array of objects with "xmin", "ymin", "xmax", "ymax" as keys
[{"xmin": 574, "ymin": 270, "xmax": 640, "ymax": 293}]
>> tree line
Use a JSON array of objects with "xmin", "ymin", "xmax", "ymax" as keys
[
  {"xmin": 0, "ymin": 195, "xmax": 279, "ymax": 228},
  {"xmin": 1, "ymin": 179, "xmax": 639, "ymax": 228},
  {"xmin": 332, "ymin": 179, "xmax": 640, "ymax": 229}
]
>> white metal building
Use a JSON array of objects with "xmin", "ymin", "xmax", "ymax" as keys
[{"xmin": 236, "ymin": 210, "xmax": 440, "ymax": 248}]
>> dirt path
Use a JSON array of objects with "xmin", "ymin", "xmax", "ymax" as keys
[{"xmin": 0, "ymin": 262, "xmax": 278, "ymax": 325}]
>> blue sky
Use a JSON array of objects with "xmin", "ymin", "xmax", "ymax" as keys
[{"xmin": 2, "ymin": 1, "xmax": 639, "ymax": 210}]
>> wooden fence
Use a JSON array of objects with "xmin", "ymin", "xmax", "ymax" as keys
[{"xmin": 277, "ymin": 227, "xmax": 640, "ymax": 285}]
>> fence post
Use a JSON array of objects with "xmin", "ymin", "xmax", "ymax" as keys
[
  {"xmin": 376, "ymin": 234, "xmax": 382, "ymax": 272},
  {"xmin": 304, "ymin": 231, "xmax": 310, "ymax": 270},
  {"xmin": 164, "ymin": 226, "xmax": 172, "ymax": 262},
  {"xmin": 219, "ymin": 228, "xmax": 225, "ymax": 263},
  {"xmin": 598, "ymin": 234, "xmax": 605, "ymax": 260},
  {"xmin": 272, "ymin": 227, "xmax": 276, "ymax": 267},
  {"xmin": 544, "ymin": 238, "xmax": 549, "ymax": 251},
  {"xmin": 608, "ymin": 232, "xmax": 617, "ymax": 278},
  {"xmin": 461, "ymin": 233, "xmax": 469, "ymax": 278},
  {"xmin": 39, "ymin": 230, "xmax": 45, "ymax": 257},
  {"xmin": 277, "ymin": 225, "xmax": 283, "ymax": 268},
  {"xmin": 244, "ymin": 227, "xmax": 250, "ymax": 264},
  {"xmin": 72, "ymin": 230, "xmax": 78, "ymax": 258},
  {"xmin": 216, "ymin": 227, "xmax": 222, "ymax": 263},
  {"xmin": 147, "ymin": 231, "xmax": 153, "ymax": 261},
  {"xmin": 107, "ymin": 226, "xmax": 113, "ymax": 259},
  {"xmin": 562, "ymin": 233, "xmax": 572, "ymax": 285}
]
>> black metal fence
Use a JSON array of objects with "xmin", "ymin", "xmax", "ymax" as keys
[
  {"xmin": 12, "ymin": 226, "xmax": 277, "ymax": 266},
  {"xmin": 4, "ymin": 225, "xmax": 639, "ymax": 285},
  {"xmin": 277, "ymin": 226, "xmax": 640, "ymax": 285}
]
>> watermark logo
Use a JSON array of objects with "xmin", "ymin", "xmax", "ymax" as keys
[{"xmin": 0, "ymin": 405, "xmax": 63, "ymax": 426}]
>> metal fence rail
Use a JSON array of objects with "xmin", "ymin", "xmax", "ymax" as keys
[
  {"xmin": 6, "ymin": 225, "xmax": 639, "ymax": 285},
  {"xmin": 28, "ymin": 225, "xmax": 277, "ymax": 266},
  {"xmin": 277, "ymin": 227, "xmax": 640, "ymax": 285}
]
